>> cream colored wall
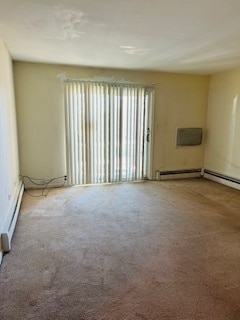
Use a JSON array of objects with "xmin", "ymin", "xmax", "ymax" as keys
[
  {"xmin": 0, "ymin": 39, "xmax": 20, "ymax": 260},
  {"xmin": 205, "ymin": 69, "xmax": 240, "ymax": 179},
  {"xmin": 14, "ymin": 62, "xmax": 209, "ymax": 180}
]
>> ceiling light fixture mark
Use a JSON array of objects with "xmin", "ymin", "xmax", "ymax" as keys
[{"xmin": 120, "ymin": 45, "xmax": 154, "ymax": 56}]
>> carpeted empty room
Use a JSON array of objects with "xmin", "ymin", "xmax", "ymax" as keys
[
  {"xmin": 3, "ymin": 1, "xmax": 240, "ymax": 319},
  {"xmin": 1, "ymin": 178, "xmax": 240, "ymax": 319}
]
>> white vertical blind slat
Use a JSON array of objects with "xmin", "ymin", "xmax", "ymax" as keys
[
  {"xmin": 81, "ymin": 83, "xmax": 86, "ymax": 184},
  {"xmin": 69, "ymin": 84, "xmax": 75, "ymax": 184}
]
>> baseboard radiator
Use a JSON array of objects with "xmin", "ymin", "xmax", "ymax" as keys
[
  {"xmin": 155, "ymin": 168, "xmax": 202, "ymax": 180},
  {"xmin": 203, "ymin": 169, "xmax": 240, "ymax": 190},
  {"xmin": 1, "ymin": 182, "xmax": 24, "ymax": 253}
]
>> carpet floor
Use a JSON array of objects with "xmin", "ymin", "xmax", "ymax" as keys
[{"xmin": 1, "ymin": 178, "xmax": 240, "ymax": 319}]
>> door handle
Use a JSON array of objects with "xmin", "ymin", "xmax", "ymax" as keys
[{"xmin": 146, "ymin": 128, "xmax": 150, "ymax": 142}]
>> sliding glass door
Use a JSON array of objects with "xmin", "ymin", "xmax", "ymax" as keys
[{"xmin": 65, "ymin": 81, "xmax": 154, "ymax": 185}]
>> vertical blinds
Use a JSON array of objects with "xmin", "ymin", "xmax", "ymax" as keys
[{"xmin": 64, "ymin": 80, "xmax": 153, "ymax": 185}]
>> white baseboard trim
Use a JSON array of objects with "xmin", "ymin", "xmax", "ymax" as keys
[
  {"xmin": 203, "ymin": 169, "xmax": 240, "ymax": 191},
  {"xmin": 157, "ymin": 169, "xmax": 202, "ymax": 181},
  {"xmin": 1, "ymin": 181, "xmax": 24, "ymax": 253}
]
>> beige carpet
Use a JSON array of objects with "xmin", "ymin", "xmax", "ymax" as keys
[{"xmin": 1, "ymin": 178, "xmax": 240, "ymax": 319}]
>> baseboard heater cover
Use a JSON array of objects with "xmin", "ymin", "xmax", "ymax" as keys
[
  {"xmin": 156, "ymin": 168, "xmax": 202, "ymax": 180},
  {"xmin": 203, "ymin": 169, "xmax": 240, "ymax": 189},
  {"xmin": 1, "ymin": 182, "xmax": 24, "ymax": 253}
]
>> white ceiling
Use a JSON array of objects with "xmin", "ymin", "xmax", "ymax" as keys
[{"xmin": 1, "ymin": 0, "xmax": 240, "ymax": 74}]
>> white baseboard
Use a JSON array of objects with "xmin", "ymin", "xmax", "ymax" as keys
[
  {"xmin": 157, "ymin": 169, "xmax": 202, "ymax": 181},
  {"xmin": 203, "ymin": 170, "xmax": 240, "ymax": 191},
  {"xmin": 1, "ymin": 181, "xmax": 24, "ymax": 253}
]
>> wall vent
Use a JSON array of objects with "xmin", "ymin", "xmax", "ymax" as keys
[{"xmin": 177, "ymin": 128, "xmax": 202, "ymax": 146}]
